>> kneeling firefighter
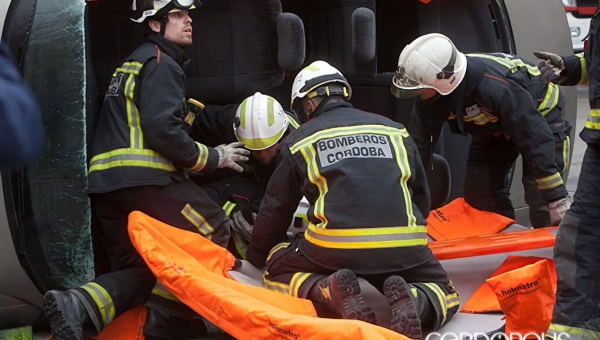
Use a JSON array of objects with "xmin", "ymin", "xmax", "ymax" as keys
[
  {"xmin": 43, "ymin": 1, "xmax": 251, "ymax": 339},
  {"xmin": 186, "ymin": 92, "xmax": 300, "ymax": 258},
  {"xmin": 244, "ymin": 60, "xmax": 460, "ymax": 338}
]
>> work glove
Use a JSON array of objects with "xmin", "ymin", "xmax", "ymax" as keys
[
  {"xmin": 549, "ymin": 196, "xmax": 571, "ymax": 226},
  {"xmin": 533, "ymin": 51, "xmax": 568, "ymax": 84},
  {"xmin": 231, "ymin": 211, "xmax": 256, "ymax": 244},
  {"xmin": 215, "ymin": 142, "xmax": 250, "ymax": 173}
]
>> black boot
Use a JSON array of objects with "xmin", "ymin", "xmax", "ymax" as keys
[
  {"xmin": 44, "ymin": 290, "xmax": 92, "ymax": 340},
  {"xmin": 143, "ymin": 303, "xmax": 208, "ymax": 339},
  {"xmin": 307, "ymin": 269, "xmax": 377, "ymax": 325},
  {"xmin": 383, "ymin": 275, "xmax": 422, "ymax": 339}
]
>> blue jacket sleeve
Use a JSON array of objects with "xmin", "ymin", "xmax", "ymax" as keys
[{"xmin": 0, "ymin": 42, "xmax": 45, "ymax": 168}]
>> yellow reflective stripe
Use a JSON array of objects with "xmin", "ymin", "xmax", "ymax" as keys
[
  {"xmin": 300, "ymin": 145, "xmax": 329, "ymax": 228},
  {"xmin": 538, "ymin": 83, "xmax": 560, "ymax": 116},
  {"xmin": 445, "ymin": 293, "xmax": 460, "ymax": 309},
  {"xmin": 563, "ymin": 135, "xmax": 571, "ymax": 173},
  {"xmin": 535, "ymin": 172, "xmax": 564, "ymax": 190},
  {"xmin": 290, "ymin": 125, "xmax": 409, "ymax": 154},
  {"xmin": 181, "ymin": 204, "xmax": 215, "ymax": 236},
  {"xmin": 286, "ymin": 114, "xmax": 300, "ymax": 129},
  {"xmin": 467, "ymin": 53, "xmax": 541, "ymax": 76},
  {"xmin": 88, "ymin": 148, "xmax": 176, "ymax": 173},
  {"xmin": 190, "ymin": 142, "xmax": 209, "ymax": 172},
  {"xmin": 389, "ymin": 135, "xmax": 417, "ymax": 227},
  {"xmin": 113, "ymin": 61, "xmax": 143, "ymax": 76},
  {"xmin": 222, "ymin": 201, "xmax": 236, "ymax": 217},
  {"xmin": 267, "ymin": 242, "xmax": 290, "ymax": 262},
  {"xmin": 240, "ymin": 98, "xmax": 247, "ymax": 129},
  {"xmin": 586, "ymin": 109, "xmax": 600, "ymax": 131},
  {"xmin": 80, "ymin": 282, "xmax": 115, "ymax": 327},
  {"xmin": 411, "ymin": 287, "xmax": 418, "ymax": 298},
  {"xmin": 262, "ymin": 273, "xmax": 290, "ymax": 295},
  {"xmin": 290, "ymin": 272, "xmax": 313, "ymax": 297},
  {"xmin": 548, "ymin": 324, "xmax": 600, "ymax": 340},
  {"xmin": 576, "ymin": 53, "xmax": 589, "ymax": 85},
  {"xmin": 232, "ymin": 232, "xmax": 247, "ymax": 260},
  {"xmin": 267, "ymin": 96, "xmax": 275, "ymax": 126},
  {"xmin": 305, "ymin": 223, "xmax": 427, "ymax": 249},
  {"xmin": 151, "ymin": 283, "xmax": 180, "ymax": 302},
  {"xmin": 237, "ymin": 128, "xmax": 285, "ymax": 150},
  {"xmin": 124, "ymin": 74, "xmax": 143, "ymax": 149},
  {"xmin": 423, "ymin": 282, "xmax": 448, "ymax": 326}
]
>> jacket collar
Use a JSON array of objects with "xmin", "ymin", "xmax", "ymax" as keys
[
  {"xmin": 146, "ymin": 34, "xmax": 190, "ymax": 69},
  {"xmin": 310, "ymin": 101, "xmax": 353, "ymax": 119}
]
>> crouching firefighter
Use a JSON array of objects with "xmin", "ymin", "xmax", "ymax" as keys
[
  {"xmin": 185, "ymin": 92, "xmax": 300, "ymax": 258},
  {"xmin": 394, "ymin": 33, "xmax": 572, "ymax": 229},
  {"xmin": 43, "ymin": 1, "xmax": 250, "ymax": 339},
  {"xmin": 244, "ymin": 60, "xmax": 460, "ymax": 338},
  {"xmin": 534, "ymin": 6, "xmax": 600, "ymax": 339}
]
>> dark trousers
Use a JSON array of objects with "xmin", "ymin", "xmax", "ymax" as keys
[
  {"xmin": 547, "ymin": 144, "xmax": 600, "ymax": 337},
  {"xmin": 79, "ymin": 179, "xmax": 231, "ymax": 335},
  {"xmin": 262, "ymin": 237, "xmax": 459, "ymax": 332},
  {"xmin": 464, "ymin": 132, "xmax": 569, "ymax": 228}
]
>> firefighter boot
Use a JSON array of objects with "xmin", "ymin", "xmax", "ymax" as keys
[
  {"xmin": 44, "ymin": 290, "xmax": 92, "ymax": 340},
  {"xmin": 307, "ymin": 269, "xmax": 377, "ymax": 325},
  {"xmin": 384, "ymin": 275, "xmax": 422, "ymax": 339}
]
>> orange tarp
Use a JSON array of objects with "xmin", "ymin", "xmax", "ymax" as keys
[
  {"xmin": 426, "ymin": 198, "xmax": 516, "ymax": 241},
  {"xmin": 461, "ymin": 255, "xmax": 557, "ymax": 314},
  {"xmin": 124, "ymin": 211, "xmax": 407, "ymax": 340}
]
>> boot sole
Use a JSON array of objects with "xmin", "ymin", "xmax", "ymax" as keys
[
  {"xmin": 384, "ymin": 276, "xmax": 422, "ymax": 339},
  {"xmin": 330, "ymin": 269, "xmax": 377, "ymax": 325},
  {"xmin": 44, "ymin": 291, "xmax": 83, "ymax": 340}
]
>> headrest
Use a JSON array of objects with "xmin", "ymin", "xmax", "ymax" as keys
[
  {"xmin": 352, "ymin": 7, "xmax": 376, "ymax": 65},
  {"xmin": 277, "ymin": 13, "xmax": 306, "ymax": 71}
]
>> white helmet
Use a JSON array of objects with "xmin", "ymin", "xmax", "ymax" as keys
[
  {"xmin": 131, "ymin": 0, "xmax": 198, "ymax": 23},
  {"xmin": 234, "ymin": 92, "xmax": 289, "ymax": 151},
  {"xmin": 290, "ymin": 60, "xmax": 352, "ymax": 116},
  {"xmin": 391, "ymin": 33, "xmax": 467, "ymax": 99}
]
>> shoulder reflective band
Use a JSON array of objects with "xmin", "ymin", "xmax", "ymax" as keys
[
  {"xmin": 304, "ymin": 223, "xmax": 428, "ymax": 249},
  {"xmin": 467, "ymin": 53, "xmax": 541, "ymax": 76},
  {"xmin": 286, "ymin": 114, "xmax": 300, "ymax": 129},
  {"xmin": 89, "ymin": 148, "xmax": 176, "ymax": 173}
]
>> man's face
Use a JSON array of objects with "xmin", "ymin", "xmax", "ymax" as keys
[
  {"xmin": 163, "ymin": 11, "xmax": 193, "ymax": 47},
  {"xmin": 252, "ymin": 144, "xmax": 279, "ymax": 164}
]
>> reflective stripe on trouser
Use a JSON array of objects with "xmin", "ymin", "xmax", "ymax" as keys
[
  {"xmin": 547, "ymin": 324, "xmax": 600, "ymax": 340},
  {"xmin": 79, "ymin": 282, "xmax": 116, "ymax": 329},
  {"xmin": 550, "ymin": 145, "xmax": 600, "ymax": 333},
  {"xmin": 585, "ymin": 109, "xmax": 600, "ymax": 131},
  {"xmin": 411, "ymin": 282, "xmax": 460, "ymax": 331}
]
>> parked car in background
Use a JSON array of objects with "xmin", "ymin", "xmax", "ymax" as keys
[{"xmin": 564, "ymin": 0, "xmax": 594, "ymax": 52}]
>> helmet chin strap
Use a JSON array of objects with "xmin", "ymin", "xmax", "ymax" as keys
[{"xmin": 160, "ymin": 16, "xmax": 168, "ymax": 36}]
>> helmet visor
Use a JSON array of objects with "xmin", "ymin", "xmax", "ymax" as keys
[
  {"xmin": 390, "ymin": 66, "xmax": 425, "ymax": 98},
  {"xmin": 173, "ymin": 0, "xmax": 198, "ymax": 9}
]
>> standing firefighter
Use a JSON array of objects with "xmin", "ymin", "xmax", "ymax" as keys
[
  {"xmin": 394, "ymin": 33, "xmax": 572, "ymax": 229},
  {"xmin": 43, "ymin": 1, "xmax": 250, "ymax": 339},
  {"xmin": 245, "ymin": 60, "xmax": 459, "ymax": 338},
  {"xmin": 534, "ymin": 7, "xmax": 600, "ymax": 339}
]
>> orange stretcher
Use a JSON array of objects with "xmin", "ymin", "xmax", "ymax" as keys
[{"xmin": 429, "ymin": 227, "xmax": 557, "ymax": 260}]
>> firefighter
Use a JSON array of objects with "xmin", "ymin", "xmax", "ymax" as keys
[
  {"xmin": 244, "ymin": 60, "xmax": 459, "ymax": 338},
  {"xmin": 393, "ymin": 33, "xmax": 572, "ymax": 229},
  {"xmin": 534, "ymin": 9, "xmax": 600, "ymax": 339},
  {"xmin": 186, "ymin": 92, "xmax": 300, "ymax": 257},
  {"xmin": 42, "ymin": 1, "xmax": 250, "ymax": 339}
]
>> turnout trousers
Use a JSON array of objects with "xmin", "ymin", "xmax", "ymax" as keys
[
  {"xmin": 261, "ymin": 234, "xmax": 460, "ymax": 333},
  {"xmin": 77, "ymin": 178, "xmax": 231, "ymax": 338},
  {"xmin": 546, "ymin": 144, "xmax": 600, "ymax": 339},
  {"xmin": 464, "ymin": 130, "xmax": 571, "ymax": 228}
]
